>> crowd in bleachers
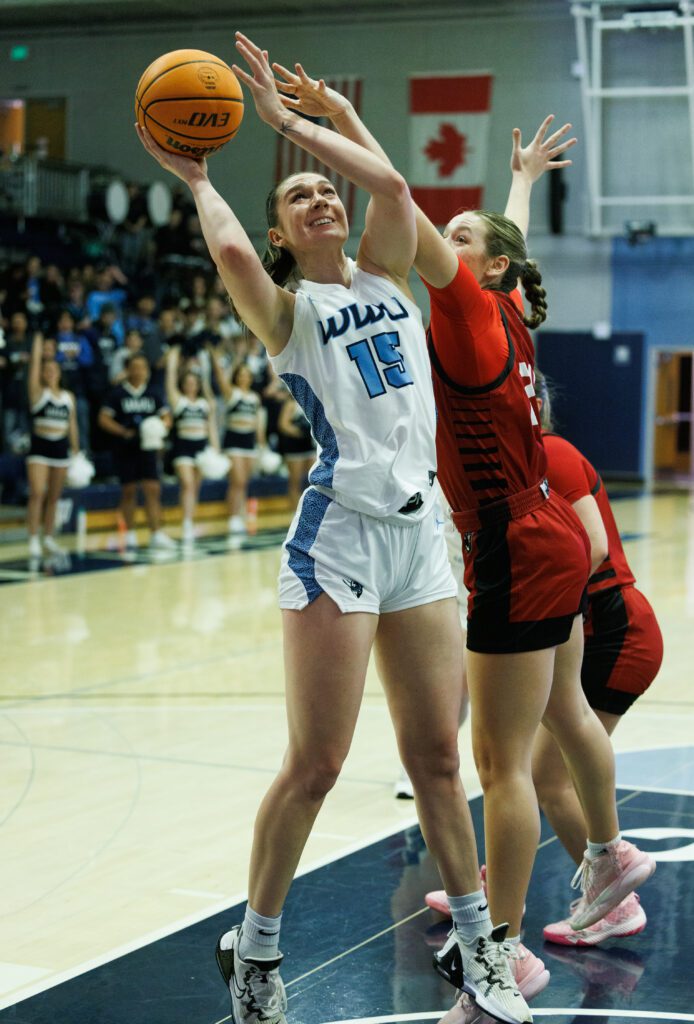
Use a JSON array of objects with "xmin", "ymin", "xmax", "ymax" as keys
[
  {"xmin": 0, "ymin": 193, "xmax": 315, "ymax": 549},
  {"xmin": 0, "ymin": 192, "xmax": 294, "ymax": 459}
]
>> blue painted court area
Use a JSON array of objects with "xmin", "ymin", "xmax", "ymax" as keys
[{"xmin": 2, "ymin": 774, "xmax": 693, "ymax": 1024}]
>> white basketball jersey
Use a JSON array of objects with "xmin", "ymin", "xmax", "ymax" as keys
[{"xmin": 270, "ymin": 259, "xmax": 437, "ymax": 520}]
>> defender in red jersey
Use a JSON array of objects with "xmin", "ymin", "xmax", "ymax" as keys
[
  {"xmin": 529, "ymin": 372, "xmax": 662, "ymax": 945},
  {"xmin": 410, "ymin": 120, "xmax": 653, "ymax": 981}
]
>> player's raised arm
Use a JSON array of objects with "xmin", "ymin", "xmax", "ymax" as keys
[
  {"xmin": 135, "ymin": 125, "xmax": 294, "ymax": 356},
  {"xmin": 504, "ymin": 114, "xmax": 576, "ymax": 237},
  {"xmin": 271, "ymin": 60, "xmax": 458, "ymax": 290},
  {"xmin": 233, "ymin": 34, "xmax": 415, "ymax": 283}
]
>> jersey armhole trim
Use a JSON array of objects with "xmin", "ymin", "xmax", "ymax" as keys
[{"xmin": 427, "ymin": 300, "xmax": 516, "ymax": 396}]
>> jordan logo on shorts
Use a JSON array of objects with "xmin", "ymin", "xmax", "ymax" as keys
[
  {"xmin": 343, "ymin": 577, "xmax": 364, "ymax": 598},
  {"xmin": 463, "ymin": 532, "xmax": 473, "ymax": 554}
]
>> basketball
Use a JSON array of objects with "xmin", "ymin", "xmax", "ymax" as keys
[{"xmin": 135, "ymin": 49, "xmax": 244, "ymax": 159}]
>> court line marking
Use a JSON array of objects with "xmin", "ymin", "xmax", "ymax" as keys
[
  {"xmin": 617, "ymin": 782, "xmax": 694, "ymax": 798},
  {"xmin": 0, "ymin": 808, "xmax": 424, "ymax": 1012},
  {"xmin": 0, "ymin": 736, "xmax": 394, "ymax": 788},
  {"xmin": 316, "ymin": 1013, "xmax": 694, "ymax": 1024},
  {"xmin": 5, "ymin": 765, "xmax": 693, "ymax": 1010}
]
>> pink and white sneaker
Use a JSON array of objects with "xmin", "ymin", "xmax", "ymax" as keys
[
  {"xmin": 426, "ymin": 866, "xmax": 524, "ymax": 919},
  {"xmin": 569, "ymin": 841, "xmax": 655, "ymax": 930},
  {"xmin": 508, "ymin": 943, "xmax": 550, "ymax": 1000},
  {"xmin": 427, "ymin": 866, "xmax": 488, "ymax": 916},
  {"xmin": 438, "ymin": 990, "xmax": 488, "ymax": 1024},
  {"xmin": 544, "ymin": 891, "xmax": 646, "ymax": 946}
]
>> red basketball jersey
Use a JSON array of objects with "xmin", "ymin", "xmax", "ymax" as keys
[
  {"xmin": 542, "ymin": 432, "xmax": 635, "ymax": 596},
  {"xmin": 425, "ymin": 259, "xmax": 546, "ymax": 513}
]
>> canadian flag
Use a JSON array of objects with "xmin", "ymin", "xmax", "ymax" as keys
[{"xmin": 409, "ymin": 73, "xmax": 494, "ymax": 226}]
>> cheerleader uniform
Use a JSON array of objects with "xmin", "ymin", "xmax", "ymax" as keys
[
  {"xmin": 543, "ymin": 432, "xmax": 663, "ymax": 714},
  {"xmin": 223, "ymin": 387, "xmax": 260, "ymax": 457},
  {"xmin": 278, "ymin": 403, "xmax": 316, "ymax": 462},
  {"xmin": 27, "ymin": 389, "xmax": 74, "ymax": 467},
  {"xmin": 425, "ymin": 260, "xmax": 591, "ymax": 653},
  {"xmin": 172, "ymin": 396, "xmax": 210, "ymax": 466}
]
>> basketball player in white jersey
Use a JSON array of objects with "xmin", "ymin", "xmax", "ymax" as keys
[{"xmin": 137, "ymin": 33, "xmax": 529, "ymax": 1024}]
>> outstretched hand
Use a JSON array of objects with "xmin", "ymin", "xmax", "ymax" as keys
[
  {"xmin": 510, "ymin": 114, "xmax": 577, "ymax": 184},
  {"xmin": 135, "ymin": 123, "xmax": 208, "ymax": 183},
  {"xmin": 271, "ymin": 62, "xmax": 350, "ymax": 119},
  {"xmin": 233, "ymin": 32, "xmax": 286, "ymax": 127}
]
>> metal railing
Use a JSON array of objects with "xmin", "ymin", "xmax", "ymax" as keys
[{"xmin": 0, "ymin": 156, "xmax": 90, "ymax": 221}]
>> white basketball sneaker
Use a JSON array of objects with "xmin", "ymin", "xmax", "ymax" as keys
[
  {"xmin": 215, "ymin": 926, "xmax": 287, "ymax": 1024},
  {"xmin": 434, "ymin": 924, "xmax": 533, "ymax": 1024}
]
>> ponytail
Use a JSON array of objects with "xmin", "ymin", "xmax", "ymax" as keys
[
  {"xmin": 262, "ymin": 182, "xmax": 299, "ymax": 289},
  {"xmin": 226, "ymin": 181, "xmax": 299, "ymax": 324},
  {"xmin": 261, "ymin": 242, "xmax": 298, "ymax": 289},
  {"xmin": 519, "ymin": 259, "xmax": 547, "ymax": 329},
  {"xmin": 474, "ymin": 209, "xmax": 549, "ymax": 329}
]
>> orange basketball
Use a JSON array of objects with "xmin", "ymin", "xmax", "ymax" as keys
[{"xmin": 135, "ymin": 49, "xmax": 244, "ymax": 159}]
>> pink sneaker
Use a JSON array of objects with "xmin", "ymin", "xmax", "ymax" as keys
[
  {"xmin": 427, "ymin": 867, "xmax": 525, "ymax": 920},
  {"xmin": 544, "ymin": 891, "xmax": 646, "ymax": 946},
  {"xmin": 426, "ymin": 867, "xmax": 488, "ymax": 916},
  {"xmin": 570, "ymin": 841, "xmax": 655, "ymax": 930},
  {"xmin": 508, "ymin": 943, "xmax": 550, "ymax": 1000},
  {"xmin": 439, "ymin": 991, "xmax": 488, "ymax": 1024}
]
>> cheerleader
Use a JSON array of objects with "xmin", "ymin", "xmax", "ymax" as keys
[
  {"xmin": 165, "ymin": 345, "xmax": 219, "ymax": 545},
  {"xmin": 211, "ymin": 350, "xmax": 262, "ymax": 536},
  {"xmin": 26, "ymin": 333, "xmax": 79, "ymax": 558},
  {"xmin": 277, "ymin": 392, "xmax": 316, "ymax": 510}
]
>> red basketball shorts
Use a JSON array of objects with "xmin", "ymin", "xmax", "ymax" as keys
[
  {"xmin": 461, "ymin": 491, "xmax": 591, "ymax": 654},
  {"xmin": 582, "ymin": 584, "xmax": 663, "ymax": 715}
]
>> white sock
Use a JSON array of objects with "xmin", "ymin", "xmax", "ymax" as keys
[
  {"xmin": 506, "ymin": 933, "xmax": 521, "ymax": 945},
  {"xmin": 239, "ymin": 906, "xmax": 282, "ymax": 961},
  {"xmin": 587, "ymin": 833, "xmax": 621, "ymax": 859},
  {"xmin": 448, "ymin": 889, "xmax": 491, "ymax": 945}
]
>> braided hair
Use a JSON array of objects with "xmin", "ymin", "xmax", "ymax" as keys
[{"xmin": 473, "ymin": 209, "xmax": 548, "ymax": 329}]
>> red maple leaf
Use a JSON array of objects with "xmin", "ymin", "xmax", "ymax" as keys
[{"xmin": 423, "ymin": 123, "xmax": 469, "ymax": 178}]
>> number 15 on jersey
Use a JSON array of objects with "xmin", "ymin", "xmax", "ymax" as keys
[{"xmin": 347, "ymin": 330, "xmax": 414, "ymax": 399}]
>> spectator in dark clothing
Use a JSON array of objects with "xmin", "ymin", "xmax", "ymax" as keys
[
  {"xmin": 154, "ymin": 207, "xmax": 191, "ymax": 259},
  {"xmin": 54, "ymin": 310, "xmax": 94, "ymax": 452},
  {"xmin": 65, "ymin": 278, "xmax": 90, "ymax": 330},
  {"xmin": 1, "ymin": 311, "xmax": 34, "ymax": 451},
  {"xmin": 98, "ymin": 352, "xmax": 174, "ymax": 551},
  {"xmin": 41, "ymin": 265, "xmax": 66, "ymax": 327},
  {"xmin": 84, "ymin": 303, "xmax": 122, "ymax": 450}
]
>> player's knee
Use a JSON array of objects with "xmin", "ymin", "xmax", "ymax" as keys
[
  {"xmin": 534, "ymin": 775, "xmax": 573, "ymax": 818},
  {"xmin": 473, "ymin": 736, "xmax": 527, "ymax": 790},
  {"xmin": 286, "ymin": 752, "xmax": 344, "ymax": 802},
  {"xmin": 401, "ymin": 736, "xmax": 460, "ymax": 784}
]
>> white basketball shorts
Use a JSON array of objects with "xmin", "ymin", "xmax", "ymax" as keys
[{"xmin": 279, "ymin": 487, "xmax": 457, "ymax": 614}]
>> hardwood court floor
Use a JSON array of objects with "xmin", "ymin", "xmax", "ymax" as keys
[{"xmin": 0, "ymin": 489, "xmax": 692, "ymax": 1013}]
